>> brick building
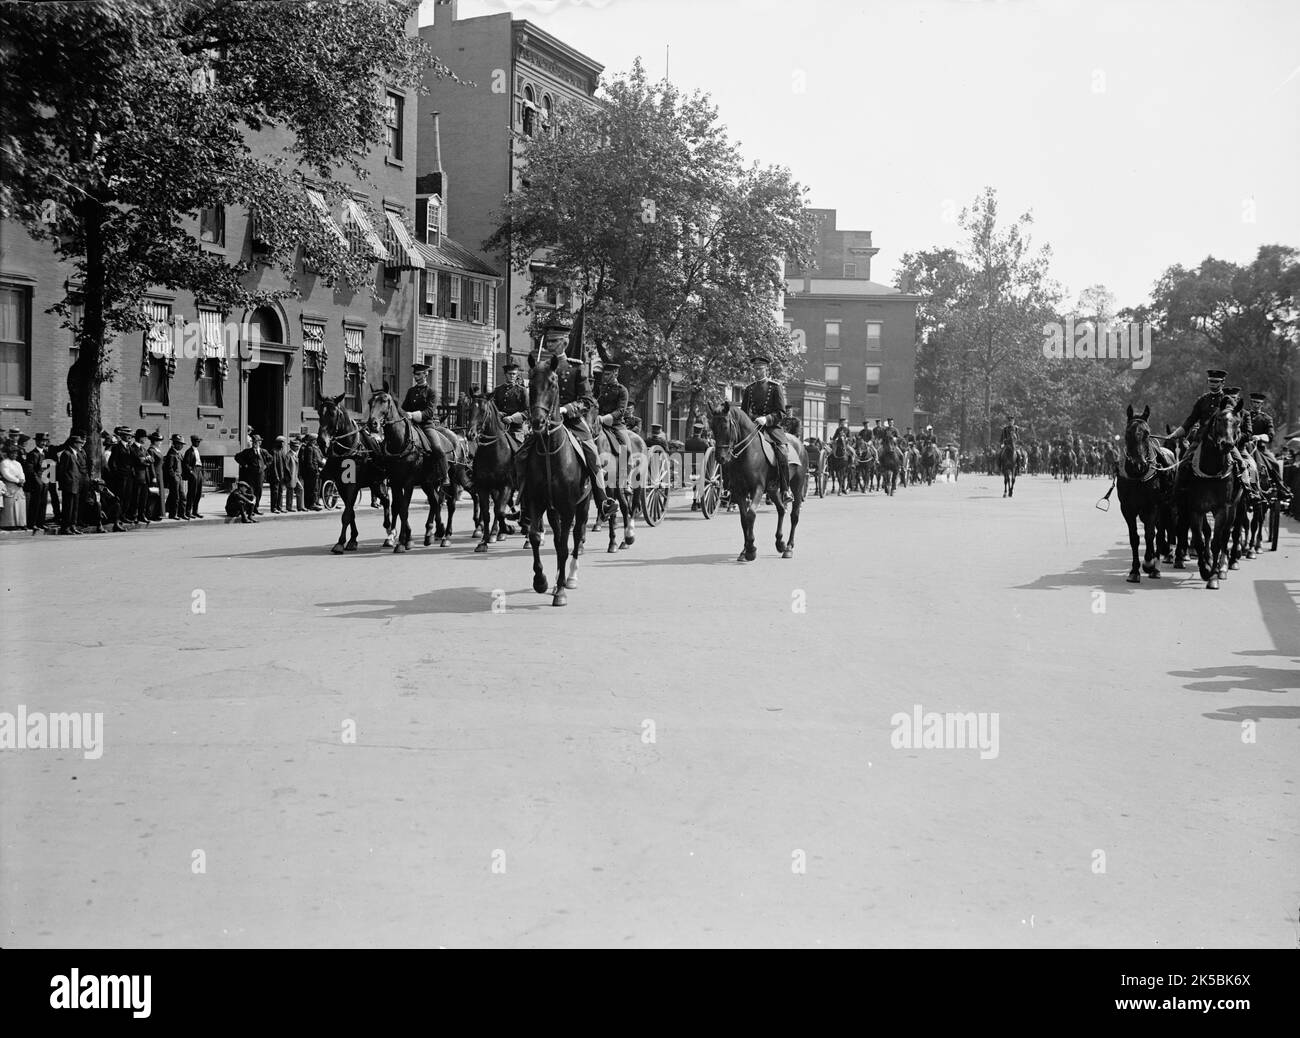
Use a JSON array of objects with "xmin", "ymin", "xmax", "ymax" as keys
[
  {"xmin": 0, "ymin": 11, "xmax": 430, "ymax": 484},
  {"xmin": 782, "ymin": 209, "xmax": 922, "ymax": 441},
  {"xmin": 418, "ymin": 0, "xmax": 603, "ymax": 378}
]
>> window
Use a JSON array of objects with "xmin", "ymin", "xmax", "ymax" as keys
[
  {"xmin": 199, "ymin": 205, "xmax": 225, "ymax": 246},
  {"xmin": 541, "ymin": 94, "xmax": 552, "ymax": 134},
  {"xmin": 197, "ymin": 308, "xmax": 224, "ymax": 407},
  {"xmin": 866, "ymin": 321, "xmax": 882, "ymax": 350},
  {"xmin": 197, "ymin": 358, "xmax": 221, "ymax": 405},
  {"xmin": 843, "ymin": 263, "xmax": 857, "ymax": 277},
  {"xmin": 522, "ymin": 86, "xmax": 536, "ymax": 137},
  {"xmin": 824, "ymin": 320, "xmax": 840, "ymax": 350},
  {"xmin": 425, "ymin": 197, "xmax": 441, "ymax": 246},
  {"xmin": 384, "ymin": 92, "xmax": 403, "ymax": 162},
  {"xmin": 0, "ymin": 285, "xmax": 31, "ymax": 398},
  {"xmin": 302, "ymin": 349, "xmax": 320, "ymax": 407},
  {"xmin": 865, "ymin": 365, "xmax": 881, "ymax": 395},
  {"xmin": 141, "ymin": 300, "xmax": 172, "ymax": 404},
  {"xmin": 344, "ymin": 361, "xmax": 361, "ymax": 412},
  {"xmin": 487, "ymin": 282, "xmax": 496, "ymax": 328},
  {"xmin": 446, "ymin": 274, "xmax": 461, "ymax": 320},
  {"xmin": 824, "ymin": 364, "xmax": 840, "ymax": 385},
  {"xmin": 470, "ymin": 280, "xmax": 484, "ymax": 323},
  {"xmin": 440, "ymin": 355, "xmax": 459, "ymax": 406},
  {"xmin": 422, "ymin": 269, "xmax": 437, "ymax": 317},
  {"xmin": 382, "ymin": 333, "xmax": 400, "ymax": 393}
]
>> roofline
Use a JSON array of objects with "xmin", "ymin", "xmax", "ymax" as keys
[
  {"xmin": 514, "ymin": 20, "xmax": 604, "ymax": 78},
  {"xmin": 784, "ymin": 292, "xmax": 926, "ymax": 303}
]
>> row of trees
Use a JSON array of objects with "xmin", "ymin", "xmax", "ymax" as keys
[{"xmin": 898, "ymin": 189, "xmax": 1300, "ymax": 447}]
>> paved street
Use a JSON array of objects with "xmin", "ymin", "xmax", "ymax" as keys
[{"xmin": 2, "ymin": 475, "xmax": 1297, "ymax": 948}]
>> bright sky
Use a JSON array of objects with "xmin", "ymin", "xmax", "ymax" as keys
[{"xmin": 421, "ymin": 0, "xmax": 1300, "ymax": 309}]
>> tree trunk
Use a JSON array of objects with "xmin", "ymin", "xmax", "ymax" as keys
[
  {"xmin": 982, "ymin": 373, "xmax": 992, "ymax": 450},
  {"xmin": 69, "ymin": 195, "xmax": 108, "ymax": 480}
]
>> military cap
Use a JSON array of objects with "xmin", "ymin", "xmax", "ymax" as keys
[
  {"xmin": 1249, "ymin": 392, "xmax": 1266, "ymax": 402},
  {"xmin": 411, "ymin": 363, "xmax": 430, "ymax": 373},
  {"xmin": 1205, "ymin": 369, "xmax": 1227, "ymax": 381},
  {"xmin": 748, "ymin": 353, "xmax": 770, "ymax": 365},
  {"xmin": 503, "ymin": 361, "xmax": 521, "ymax": 372}
]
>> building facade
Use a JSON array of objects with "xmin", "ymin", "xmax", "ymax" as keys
[
  {"xmin": 782, "ymin": 209, "xmax": 921, "ymax": 441},
  {"xmin": 419, "ymin": 0, "xmax": 603, "ymax": 379},
  {"xmin": 0, "ymin": 14, "xmax": 427, "ymax": 483}
]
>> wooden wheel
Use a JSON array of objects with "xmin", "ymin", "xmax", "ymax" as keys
[
  {"xmin": 320, "ymin": 479, "xmax": 340, "ymax": 509},
  {"xmin": 700, "ymin": 476, "xmax": 721, "ymax": 519},
  {"xmin": 639, "ymin": 447, "xmax": 671, "ymax": 526}
]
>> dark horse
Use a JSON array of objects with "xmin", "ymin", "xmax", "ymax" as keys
[
  {"xmin": 522, "ymin": 352, "xmax": 590, "ymax": 606},
  {"xmin": 316, "ymin": 393, "xmax": 393, "ymax": 553},
  {"xmin": 828, "ymin": 434, "xmax": 855, "ymax": 495},
  {"xmin": 1176, "ymin": 399, "xmax": 1242, "ymax": 590},
  {"xmin": 1116, "ymin": 405, "xmax": 1176, "ymax": 584},
  {"xmin": 709, "ymin": 401, "xmax": 806, "ymax": 561},
  {"xmin": 998, "ymin": 436, "xmax": 1018, "ymax": 497},
  {"xmin": 365, "ymin": 387, "xmax": 453, "ymax": 553},
  {"xmin": 466, "ymin": 396, "xmax": 519, "ymax": 553},
  {"xmin": 919, "ymin": 442, "xmax": 941, "ymax": 485},
  {"xmin": 592, "ymin": 425, "xmax": 648, "ymax": 553},
  {"xmin": 877, "ymin": 436, "xmax": 901, "ymax": 496}
]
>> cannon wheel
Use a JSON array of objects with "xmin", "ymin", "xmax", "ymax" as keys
[
  {"xmin": 639, "ymin": 448, "xmax": 671, "ymax": 527},
  {"xmin": 320, "ymin": 479, "xmax": 340, "ymax": 510}
]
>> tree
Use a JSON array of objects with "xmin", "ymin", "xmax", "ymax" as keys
[
  {"xmin": 485, "ymin": 59, "xmax": 814, "ymax": 409},
  {"xmin": 0, "ymin": 0, "xmax": 455, "ymax": 470}
]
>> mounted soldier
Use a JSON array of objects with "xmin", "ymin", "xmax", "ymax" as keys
[
  {"xmin": 593, "ymin": 354, "xmax": 631, "ymax": 450},
  {"xmin": 1246, "ymin": 390, "xmax": 1291, "ymax": 507},
  {"xmin": 831, "ymin": 415, "xmax": 853, "ymax": 447},
  {"xmin": 1000, "ymin": 414, "xmax": 1019, "ymax": 449},
  {"xmin": 739, "ymin": 353, "xmax": 793, "ymax": 505},
  {"xmin": 490, "ymin": 361, "xmax": 528, "ymax": 446},
  {"xmin": 1165, "ymin": 369, "xmax": 1247, "ymax": 480},
  {"xmin": 401, "ymin": 363, "xmax": 439, "ymax": 435},
  {"xmin": 517, "ymin": 310, "xmax": 617, "ymax": 521}
]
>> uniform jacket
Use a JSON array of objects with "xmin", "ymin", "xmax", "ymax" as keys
[
  {"xmin": 684, "ymin": 436, "xmax": 711, "ymax": 453},
  {"xmin": 740, "ymin": 378, "xmax": 787, "ymax": 428},
  {"xmin": 1180, "ymin": 391, "xmax": 1225, "ymax": 440},
  {"xmin": 491, "ymin": 382, "xmax": 527, "ymax": 417},
  {"xmin": 401, "ymin": 383, "xmax": 438, "ymax": 421},
  {"xmin": 1247, "ymin": 408, "xmax": 1275, "ymax": 443},
  {"xmin": 556, "ymin": 360, "xmax": 596, "ymax": 433},
  {"xmin": 595, "ymin": 379, "xmax": 630, "ymax": 426},
  {"xmin": 1000, "ymin": 423, "xmax": 1018, "ymax": 446}
]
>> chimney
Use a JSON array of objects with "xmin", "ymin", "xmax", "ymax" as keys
[{"xmin": 433, "ymin": 0, "xmax": 458, "ymax": 24}]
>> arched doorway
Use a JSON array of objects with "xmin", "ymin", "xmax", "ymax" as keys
[{"xmin": 244, "ymin": 306, "xmax": 286, "ymax": 442}]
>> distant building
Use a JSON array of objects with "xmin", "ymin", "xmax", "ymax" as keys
[
  {"xmin": 0, "ymin": 10, "xmax": 423, "ymax": 483},
  {"xmin": 782, "ymin": 209, "xmax": 921, "ymax": 441}
]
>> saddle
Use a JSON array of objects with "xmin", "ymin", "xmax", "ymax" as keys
[{"xmin": 758, "ymin": 430, "xmax": 803, "ymax": 473}]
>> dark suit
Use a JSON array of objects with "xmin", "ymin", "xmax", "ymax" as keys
[
  {"xmin": 268, "ymin": 446, "xmax": 290, "ymax": 510},
  {"xmin": 740, "ymin": 377, "xmax": 791, "ymax": 497},
  {"xmin": 164, "ymin": 446, "xmax": 185, "ymax": 518},
  {"xmin": 299, "ymin": 440, "xmax": 322, "ymax": 508},
  {"xmin": 235, "ymin": 445, "xmax": 268, "ymax": 512},
  {"xmin": 56, "ymin": 446, "xmax": 87, "ymax": 531},
  {"xmin": 126, "ymin": 440, "xmax": 151, "ymax": 520},
  {"xmin": 182, "ymin": 445, "xmax": 203, "ymax": 516}
]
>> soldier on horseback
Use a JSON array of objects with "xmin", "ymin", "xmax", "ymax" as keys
[
  {"xmin": 516, "ymin": 313, "xmax": 617, "ymax": 520},
  {"xmin": 490, "ymin": 361, "xmax": 528, "ymax": 444},
  {"xmin": 740, "ymin": 353, "xmax": 793, "ymax": 505},
  {"xmin": 594, "ymin": 357, "xmax": 631, "ymax": 449},
  {"xmin": 399, "ymin": 362, "xmax": 449, "ymax": 487},
  {"xmin": 1165, "ymin": 369, "xmax": 1247, "ymax": 481},
  {"xmin": 1246, "ymin": 390, "xmax": 1291, "ymax": 508},
  {"xmin": 1000, "ymin": 414, "xmax": 1019, "ymax": 448},
  {"xmin": 831, "ymin": 416, "xmax": 853, "ymax": 448}
]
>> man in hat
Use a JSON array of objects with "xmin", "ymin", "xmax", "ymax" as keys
[
  {"xmin": 1166, "ymin": 369, "xmax": 1247, "ymax": 479},
  {"xmin": 26, "ymin": 432, "xmax": 56, "ymax": 530},
  {"xmin": 517, "ymin": 313, "xmax": 617, "ymax": 520},
  {"xmin": 684, "ymin": 421, "xmax": 711, "ymax": 454},
  {"xmin": 300, "ymin": 432, "xmax": 323, "ymax": 510},
  {"xmin": 235, "ymin": 432, "xmax": 268, "ymax": 514},
  {"xmin": 593, "ymin": 357, "xmax": 631, "ymax": 451},
  {"xmin": 739, "ymin": 353, "xmax": 793, "ymax": 505},
  {"xmin": 164, "ymin": 433, "xmax": 188, "ymax": 519},
  {"xmin": 145, "ymin": 429, "xmax": 165, "ymax": 519},
  {"xmin": 1245, "ymin": 390, "xmax": 1290, "ymax": 507},
  {"xmin": 999, "ymin": 413, "xmax": 1019, "ymax": 449},
  {"xmin": 124, "ymin": 428, "xmax": 152, "ymax": 524},
  {"xmin": 401, "ymin": 363, "xmax": 438, "ymax": 433},
  {"xmin": 56, "ymin": 433, "xmax": 87, "ymax": 534},
  {"xmin": 645, "ymin": 423, "xmax": 669, "ymax": 450},
  {"xmin": 266, "ymin": 434, "xmax": 290, "ymax": 512},
  {"xmin": 490, "ymin": 361, "xmax": 528, "ymax": 445},
  {"xmin": 831, "ymin": 415, "xmax": 853, "ymax": 450},
  {"xmin": 183, "ymin": 434, "xmax": 204, "ymax": 518}
]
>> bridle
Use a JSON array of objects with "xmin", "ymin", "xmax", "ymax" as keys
[
  {"xmin": 368, "ymin": 392, "xmax": 414, "ymax": 457},
  {"xmin": 319, "ymin": 403, "xmax": 370, "ymax": 460},
  {"xmin": 711, "ymin": 408, "xmax": 760, "ymax": 466}
]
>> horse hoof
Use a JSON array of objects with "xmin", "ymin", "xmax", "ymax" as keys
[
  {"xmin": 618, "ymin": 541, "xmax": 630, "ymax": 551},
  {"xmin": 782, "ymin": 549, "xmax": 793, "ymax": 559},
  {"xmin": 607, "ymin": 543, "xmax": 618, "ymax": 553},
  {"xmin": 474, "ymin": 542, "xmax": 488, "ymax": 553},
  {"xmin": 624, "ymin": 533, "xmax": 635, "ymax": 546},
  {"xmin": 736, "ymin": 551, "xmax": 750, "ymax": 563},
  {"xmin": 423, "ymin": 534, "xmax": 432, "ymax": 547},
  {"xmin": 440, "ymin": 538, "xmax": 450, "ymax": 548},
  {"xmin": 564, "ymin": 577, "xmax": 578, "ymax": 589},
  {"xmin": 552, "ymin": 591, "xmax": 567, "ymax": 606},
  {"xmin": 1228, "ymin": 560, "xmax": 1239, "ymax": 570},
  {"xmin": 330, "ymin": 544, "xmax": 344, "ymax": 555},
  {"xmin": 1207, "ymin": 578, "xmax": 1219, "ymax": 590},
  {"xmin": 1127, "ymin": 572, "xmax": 1140, "ymax": 583},
  {"xmin": 393, "ymin": 543, "xmax": 405, "ymax": 554},
  {"xmin": 533, "ymin": 574, "xmax": 549, "ymax": 594},
  {"xmin": 745, "ymin": 549, "xmax": 757, "ymax": 562},
  {"xmin": 344, "ymin": 542, "xmax": 358, "ymax": 552}
]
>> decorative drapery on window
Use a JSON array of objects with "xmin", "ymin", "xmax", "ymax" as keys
[
  {"xmin": 141, "ymin": 301, "xmax": 174, "ymax": 403},
  {"xmin": 343, "ymin": 327, "xmax": 364, "ymax": 381},
  {"xmin": 303, "ymin": 322, "xmax": 327, "ymax": 375},
  {"xmin": 197, "ymin": 308, "xmax": 226, "ymax": 407},
  {"xmin": 343, "ymin": 199, "xmax": 388, "ymax": 261}
]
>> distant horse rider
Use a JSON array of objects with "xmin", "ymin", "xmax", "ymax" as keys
[
  {"xmin": 400, "ymin": 361, "xmax": 449, "ymax": 486},
  {"xmin": 1246, "ymin": 390, "xmax": 1290, "ymax": 507},
  {"xmin": 490, "ymin": 361, "xmax": 528, "ymax": 445},
  {"xmin": 740, "ymin": 353, "xmax": 793, "ymax": 505}
]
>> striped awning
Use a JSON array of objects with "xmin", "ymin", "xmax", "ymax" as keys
[
  {"xmin": 302, "ymin": 323, "xmax": 326, "ymax": 353},
  {"xmin": 305, "ymin": 188, "xmax": 348, "ymax": 248},
  {"xmin": 383, "ymin": 211, "xmax": 424, "ymax": 270},
  {"xmin": 198, "ymin": 309, "xmax": 223, "ymax": 358},
  {"xmin": 146, "ymin": 302, "xmax": 174, "ymax": 357},
  {"xmin": 344, "ymin": 199, "xmax": 388, "ymax": 261},
  {"xmin": 343, "ymin": 327, "xmax": 364, "ymax": 363}
]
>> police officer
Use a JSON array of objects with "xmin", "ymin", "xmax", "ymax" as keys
[
  {"xmin": 516, "ymin": 314, "xmax": 617, "ymax": 520},
  {"xmin": 645, "ymin": 424, "xmax": 669, "ymax": 449},
  {"xmin": 490, "ymin": 361, "xmax": 528, "ymax": 443},
  {"xmin": 1166, "ymin": 369, "xmax": 1247, "ymax": 479},
  {"xmin": 740, "ymin": 353, "xmax": 793, "ymax": 505},
  {"xmin": 401, "ymin": 363, "xmax": 438, "ymax": 430}
]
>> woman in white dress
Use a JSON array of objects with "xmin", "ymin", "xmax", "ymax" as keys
[{"xmin": 0, "ymin": 444, "xmax": 28, "ymax": 529}]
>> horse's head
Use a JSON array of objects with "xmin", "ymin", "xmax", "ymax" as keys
[
  {"xmin": 709, "ymin": 400, "xmax": 742, "ymax": 464},
  {"xmin": 1206, "ymin": 397, "xmax": 1241, "ymax": 449},
  {"xmin": 1124, "ymin": 404, "xmax": 1152, "ymax": 456},
  {"xmin": 527, "ymin": 351, "xmax": 561, "ymax": 430},
  {"xmin": 365, "ymin": 384, "xmax": 401, "ymax": 430},
  {"xmin": 466, "ymin": 394, "xmax": 492, "ymax": 443},
  {"xmin": 316, "ymin": 393, "xmax": 349, "ymax": 437}
]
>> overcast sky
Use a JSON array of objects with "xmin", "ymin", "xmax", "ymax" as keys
[{"xmin": 420, "ymin": 0, "xmax": 1300, "ymax": 309}]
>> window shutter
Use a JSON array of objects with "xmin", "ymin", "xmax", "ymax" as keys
[
  {"xmin": 438, "ymin": 274, "xmax": 450, "ymax": 317},
  {"xmin": 441, "ymin": 356, "xmax": 451, "ymax": 404},
  {"xmin": 459, "ymin": 358, "xmax": 472, "ymax": 395}
]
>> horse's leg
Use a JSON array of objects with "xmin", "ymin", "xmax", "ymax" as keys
[
  {"xmin": 774, "ymin": 496, "xmax": 787, "ymax": 555},
  {"xmin": 1125, "ymin": 509, "xmax": 1141, "ymax": 582},
  {"xmin": 440, "ymin": 479, "xmax": 455, "ymax": 547},
  {"xmin": 394, "ymin": 483, "xmax": 413, "ymax": 553},
  {"xmin": 1142, "ymin": 506, "xmax": 1160, "ymax": 578},
  {"xmin": 423, "ymin": 482, "xmax": 437, "ymax": 547},
  {"xmin": 566, "ymin": 503, "xmax": 587, "ymax": 590},
  {"xmin": 738, "ymin": 491, "xmax": 758, "ymax": 563},
  {"xmin": 332, "ymin": 483, "xmax": 350, "ymax": 553},
  {"xmin": 622, "ymin": 489, "xmax": 636, "ymax": 548},
  {"xmin": 551, "ymin": 508, "xmax": 569, "ymax": 605},
  {"xmin": 474, "ymin": 485, "xmax": 492, "ymax": 553}
]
